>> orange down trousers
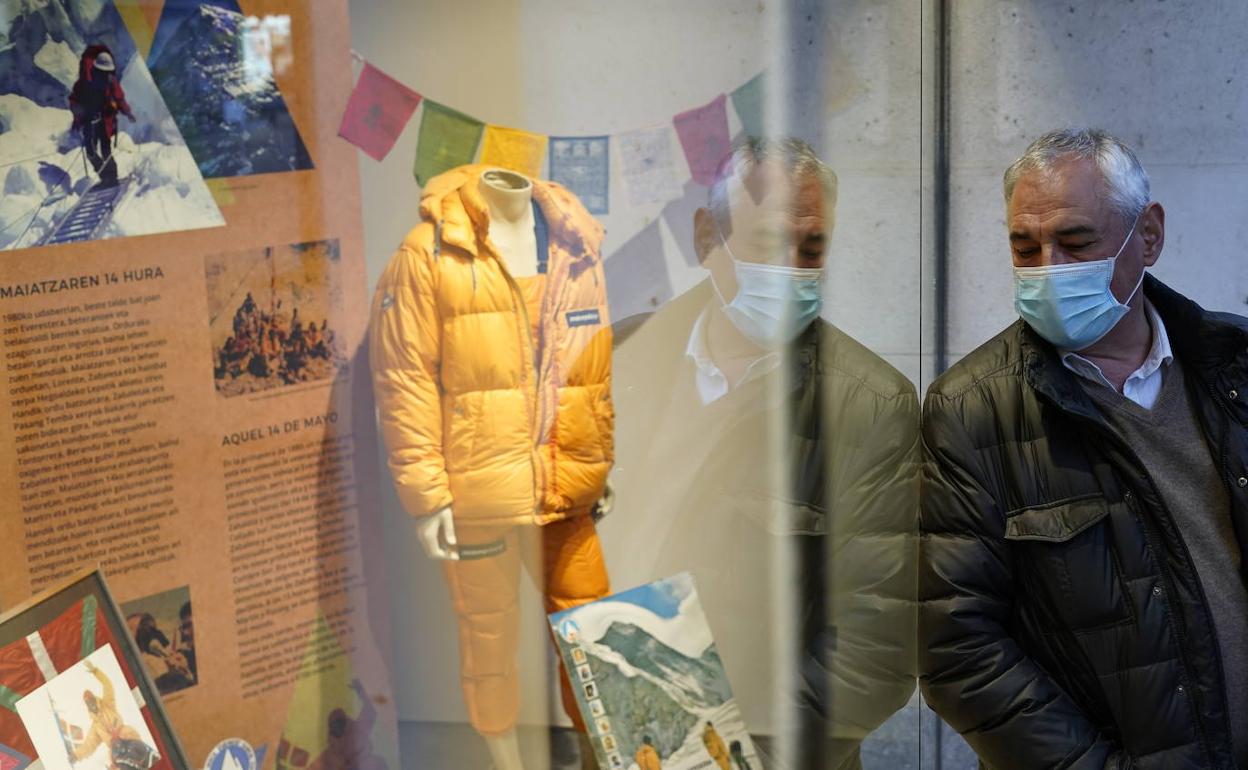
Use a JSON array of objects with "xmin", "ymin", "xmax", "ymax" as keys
[{"xmin": 441, "ymin": 513, "xmax": 609, "ymax": 736}]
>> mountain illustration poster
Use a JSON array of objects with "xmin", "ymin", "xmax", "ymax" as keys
[{"xmin": 549, "ymin": 573, "xmax": 763, "ymax": 770}]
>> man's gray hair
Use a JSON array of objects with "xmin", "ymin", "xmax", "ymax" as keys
[
  {"xmin": 1003, "ymin": 128, "xmax": 1150, "ymax": 224},
  {"xmin": 708, "ymin": 137, "xmax": 838, "ymax": 231}
]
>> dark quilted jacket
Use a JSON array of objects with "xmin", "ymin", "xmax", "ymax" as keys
[{"xmin": 921, "ymin": 276, "xmax": 1248, "ymax": 770}]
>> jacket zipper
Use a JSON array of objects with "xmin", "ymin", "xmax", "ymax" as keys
[
  {"xmin": 498, "ymin": 262, "xmax": 544, "ymax": 520},
  {"xmin": 1068, "ymin": 408, "xmax": 1220, "ymax": 767},
  {"xmin": 1196, "ymin": 371, "xmax": 1241, "ymax": 763}
]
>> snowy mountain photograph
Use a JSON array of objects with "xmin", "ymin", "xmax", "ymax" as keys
[
  {"xmin": 0, "ymin": 0, "xmax": 224, "ymax": 251},
  {"xmin": 147, "ymin": 0, "xmax": 314, "ymax": 178},
  {"xmin": 550, "ymin": 573, "xmax": 763, "ymax": 770}
]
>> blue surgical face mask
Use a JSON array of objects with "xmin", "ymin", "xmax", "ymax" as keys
[
  {"xmin": 1012, "ymin": 216, "xmax": 1145, "ymax": 350},
  {"xmin": 712, "ymin": 235, "xmax": 824, "ymax": 347}
]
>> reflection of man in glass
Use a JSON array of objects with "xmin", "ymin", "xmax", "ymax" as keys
[
  {"xmin": 921, "ymin": 128, "xmax": 1248, "ymax": 768},
  {"xmin": 610, "ymin": 138, "xmax": 918, "ymax": 769},
  {"xmin": 68, "ymin": 661, "xmax": 155, "ymax": 770}
]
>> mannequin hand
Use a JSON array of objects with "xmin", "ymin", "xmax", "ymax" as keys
[
  {"xmin": 592, "ymin": 481, "xmax": 615, "ymax": 522},
  {"xmin": 416, "ymin": 505, "xmax": 458, "ymax": 560}
]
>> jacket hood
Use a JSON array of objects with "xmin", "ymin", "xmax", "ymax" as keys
[{"xmin": 418, "ymin": 164, "xmax": 605, "ymax": 265}]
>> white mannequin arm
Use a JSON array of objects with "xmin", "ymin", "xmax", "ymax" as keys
[{"xmin": 416, "ymin": 505, "xmax": 459, "ymax": 560}]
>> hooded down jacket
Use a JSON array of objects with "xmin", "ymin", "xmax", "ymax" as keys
[
  {"xmin": 921, "ymin": 277, "xmax": 1248, "ymax": 770},
  {"xmin": 369, "ymin": 165, "xmax": 612, "ymax": 526}
]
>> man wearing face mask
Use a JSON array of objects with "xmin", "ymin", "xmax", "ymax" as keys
[
  {"xmin": 608, "ymin": 137, "xmax": 918, "ymax": 769},
  {"xmin": 921, "ymin": 128, "xmax": 1248, "ymax": 769}
]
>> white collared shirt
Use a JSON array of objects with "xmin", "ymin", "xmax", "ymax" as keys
[
  {"xmin": 1060, "ymin": 300, "xmax": 1174, "ymax": 409},
  {"xmin": 686, "ymin": 303, "xmax": 781, "ymax": 405}
]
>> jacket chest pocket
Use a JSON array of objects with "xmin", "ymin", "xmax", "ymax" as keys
[{"xmin": 1005, "ymin": 496, "xmax": 1135, "ymax": 633}]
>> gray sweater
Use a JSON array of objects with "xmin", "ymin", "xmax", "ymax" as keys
[{"xmin": 1086, "ymin": 361, "xmax": 1248, "ymax": 765}]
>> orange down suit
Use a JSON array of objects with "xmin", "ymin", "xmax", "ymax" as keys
[{"xmin": 369, "ymin": 165, "xmax": 612, "ymax": 735}]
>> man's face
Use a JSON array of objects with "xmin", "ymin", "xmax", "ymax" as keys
[
  {"xmin": 697, "ymin": 161, "xmax": 831, "ymax": 304},
  {"xmin": 1007, "ymin": 156, "xmax": 1161, "ymax": 303}
]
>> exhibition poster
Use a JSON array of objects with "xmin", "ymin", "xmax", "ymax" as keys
[
  {"xmin": 549, "ymin": 573, "xmax": 763, "ymax": 770},
  {"xmin": 0, "ymin": 1, "xmax": 398, "ymax": 769}
]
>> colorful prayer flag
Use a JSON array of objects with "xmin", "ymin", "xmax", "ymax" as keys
[
  {"xmin": 672, "ymin": 93, "xmax": 731, "ymax": 187},
  {"xmin": 338, "ymin": 62, "xmax": 422, "ymax": 161},
  {"xmin": 480, "ymin": 124, "xmax": 547, "ymax": 179},
  {"xmin": 413, "ymin": 100, "xmax": 484, "ymax": 186},
  {"xmin": 549, "ymin": 136, "xmax": 609, "ymax": 215},
  {"xmin": 731, "ymin": 73, "xmax": 766, "ymax": 139},
  {"xmin": 615, "ymin": 126, "xmax": 681, "ymax": 207}
]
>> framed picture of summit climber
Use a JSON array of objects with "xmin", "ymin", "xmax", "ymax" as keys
[
  {"xmin": 0, "ymin": 0, "xmax": 224, "ymax": 251},
  {"xmin": 0, "ymin": 569, "xmax": 190, "ymax": 770}
]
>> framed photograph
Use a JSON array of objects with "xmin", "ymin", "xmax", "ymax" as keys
[{"xmin": 0, "ymin": 570, "xmax": 190, "ymax": 769}]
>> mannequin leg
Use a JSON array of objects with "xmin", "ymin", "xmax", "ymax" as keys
[
  {"xmin": 442, "ymin": 525, "xmax": 526, "ymax": 766},
  {"xmin": 483, "ymin": 728, "xmax": 524, "ymax": 770},
  {"xmin": 522, "ymin": 515, "xmax": 610, "ymax": 769}
]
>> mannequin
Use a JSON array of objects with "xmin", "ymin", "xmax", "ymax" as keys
[
  {"xmin": 378, "ymin": 166, "xmax": 611, "ymax": 770},
  {"xmin": 419, "ymin": 168, "xmax": 535, "ymax": 770}
]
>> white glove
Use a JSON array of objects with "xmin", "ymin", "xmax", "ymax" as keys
[
  {"xmin": 416, "ymin": 505, "xmax": 459, "ymax": 560},
  {"xmin": 593, "ymin": 481, "xmax": 615, "ymax": 521}
]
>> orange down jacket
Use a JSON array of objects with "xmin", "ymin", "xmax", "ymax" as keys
[{"xmin": 369, "ymin": 165, "xmax": 613, "ymax": 526}]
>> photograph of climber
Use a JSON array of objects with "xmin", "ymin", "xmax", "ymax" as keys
[
  {"xmin": 205, "ymin": 240, "xmax": 347, "ymax": 398},
  {"xmin": 15, "ymin": 646, "xmax": 162, "ymax": 770},
  {"xmin": 0, "ymin": 0, "xmax": 223, "ymax": 251},
  {"xmin": 120, "ymin": 587, "xmax": 197, "ymax": 697}
]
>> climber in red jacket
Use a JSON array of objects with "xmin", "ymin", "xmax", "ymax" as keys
[{"xmin": 69, "ymin": 44, "xmax": 134, "ymax": 187}]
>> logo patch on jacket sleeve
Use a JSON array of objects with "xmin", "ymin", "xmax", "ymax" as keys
[
  {"xmin": 381, "ymin": 292, "xmax": 395, "ymax": 311},
  {"xmin": 565, "ymin": 308, "xmax": 601, "ymax": 327}
]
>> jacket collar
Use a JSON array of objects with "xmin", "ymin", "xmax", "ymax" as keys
[
  {"xmin": 1021, "ymin": 275, "xmax": 1248, "ymax": 415},
  {"xmin": 424, "ymin": 165, "xmax": 603, "ymax": 268},
  {"xmin": 635, "ymin": 279, "xmax": 819, "ymax": 390},
  {"xmin": 1020, "ymin": 320, "xmax": 1105, "ymax": 422},
  {"xmin": 1144, "ymin": 274, "xmax": 1248, "ymax": 381}
]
